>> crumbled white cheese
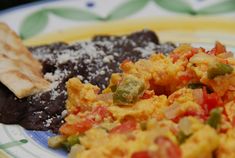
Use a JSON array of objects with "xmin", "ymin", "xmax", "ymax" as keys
[
  {"xmin": 103, "ymin": 55, "xmax": 114, "ymax": 63},
  {"xmin": 44, "ymin": 73, "xmax": 55, "ymax": 82},
  {"xmin": 61, "ymin": 110, "xmax": 68, "ymax": 118},
  {"xmin": 44, "ymin": 118, "xmax": 53, "ymax": 127},
  {"xmin": 77, "ymin": 75, "xmax": 84, "ymax": 80},
  {"xmin": 99, "ymin": 70, "xmax": 105, "ymax": 75},
  {"xmin": 57, "ymin": 53, "xmax": 72, "ymax": 64}
]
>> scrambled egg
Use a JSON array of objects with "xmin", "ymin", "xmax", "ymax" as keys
[
  {"xmin": 49, "ymin": 42, "xmax": 235, "ymax": 158},
  {"xmin": 217, "ymin": 129, "xmax": 235, "ymax": 158}
]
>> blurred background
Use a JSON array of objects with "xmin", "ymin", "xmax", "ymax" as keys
[
  {"xmin": 1, "ymin": 0, "xmax": 235, "ymax": 46},
  {"xmin": 0, "ymin": 0, "xmax": 42, "ymax": 10}
]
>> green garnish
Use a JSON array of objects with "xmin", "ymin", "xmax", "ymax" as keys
[
  {"xmin": 188, "ymin": 83, "xmax": 213, "ymax": 93},
  {"xmin": 207, "ymin": 63, "xmax": 233, "ymax": 79},
  {"xmin": 140, "ymin": 121, "xmax": 147, "ymax": 131},
  {"xmin": 206, "ymin": 108, "xmax": 221, "ymax": 129},
  {"xmin": 113, "ymin": 75, "xmax": 145, "ymax": 106},
  {"xmin": 188, "ymin": 83, "xmax": 204, "ymax": 89},
  {"xmin": 110, "ymin": 85, "xmax": 117, "ymax": 92},
  {"xmin": 62, "ymin": 135, "xmax": 81, "ymax": 151},
  {"xmin": 176, "ymin": 131, "xmax": 191, "ymax": 144}
]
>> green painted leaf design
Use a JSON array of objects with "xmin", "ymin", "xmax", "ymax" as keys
[
  {"xmin": 154, "ymin": 0, "xmax": 196, "ymax": 15},
  {"xmin": 47, "ymin": 7, "xmax": 101, "ymax": 21},
  {"xmin": 197, "ymin": 0, "xmax": 235, "ymax": 15},
  {"xmin": 0, "ymin": 139, "xmax": 28, "ymax": 149},
  {"xmin": 20, "ymin": 10, "xmax": 48, "ymax": 39},
  {"xmin": 106, "ymin": 0, "xmax": 149, "ymax": 20}
]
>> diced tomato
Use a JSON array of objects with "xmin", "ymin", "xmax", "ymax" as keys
[
  {"xmin": 199, "ymin": 47, "xmax": 206, "ymax": 53},
  {"xmin": 208, "ymin": 48, "xmax": 216, "ymax": 55},
  {"xmin": 120, "ymin": 59, "xmax": 132, "ymax": 70},
  {"xmin": 170, "ymin": 53, "xmax": 180, "ymax": 63},
  {"xmin": 202, "ymin": 87, "xmax": 222, "ymax": 115},
  {"xmin": 61, "ymin": 106, "xmax": 113, "ymax": 135},
  {"xmin": 75, "ymin": 118, "xmax": 94, "ymax": 133},
  {"xmin": 179, "ymin": 75, "xmax": 191, "ymax": 82},
  {"xmin": 171, "ymin": 109, "xmax": 199, "ymax": 123},
  {"xmin": 154, "ymin": 136, "xmax": 182, "ymax": 158},
  {"xmin": 92, "ymin": 106, "xmax": 113, "ymax": 121},
  {"xmin": 169, "ymin": 125, "xmax": 179, "ymax": 135},
  {"xmin": 232, "ymin": 116, "xmax": 235, "ymax": 127},
  {"xmin": 151, "ymin": 85, "xmax": 170, "ymax": 96},
  {"xmin": 59, "ymin": 123, "xmax": 79, "ymax": 136},
  {"xmin": 207, "ymin": 41, "xmax": 226, "ymax": 55},
  {"xmin": 75, "ymin": 106, "xmax": 113, "ymax": 133},
  {"xmin": 110, "ymin": 118, "xmax": 137, "ymax": 134},
  {"xmin": 184, "ymin": 51, "xmax": 194, "ymax": 60},
  {"xmin": 191, "ymin": 48, "xmax": 198, "ymax": 54},
  {"xmin": 215, "ymin": 41, "xmax": 226, "ymax": 54},
  {"xmin": 131, "ymin": 151, "xmax": 151, "ymax": 158},
  {"xmin": 178, "ymin": 71, "xmax": 195, "ymax": 83},
  {"xmin": 188, "ymin": 87, "xmax": 222, "ymax": 119},
  {"xmin": 60, "ymin": 118, "xmax": 95, "ymax": 135},
  {"xmin": 231, "ymin": 118, "xmax": 235, "ymax": 127},
  {"xmin": 71, "ymin": 106, "xmax": 81, "ymax": 115},
  {"xmin": 171, "ymin": 49, "xmax": 196, "ymax": 63},
  {"xmin": 168, "ymin": 92, "xmax": 181, "ymax": 103},
  {"xmin": 71, "ymin": 105, "xmax": 92, "ymax": 115},
  {"xmin": 219, "ymin": 59, "xmax": 229, "ymax": 64},
  {"xmin": 191, "ymin": 47, "xmax": 205, "ymax": 54},
  {"xmin": 171, "ymin": 107, "xmax": 207, "ymax": 123},
  {"xmin": 140, "ymin": 90, "xmax": 155, "ymax": 99}
]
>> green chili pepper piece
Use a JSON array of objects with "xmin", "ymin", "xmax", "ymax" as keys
[
  {"xmin": 67, "ymin": 135, "xmax": 80, "ymax": 146},
  {"xmin": 62, "ymin": 135, "xmax": 81, "ymax": 151},
  {"xmin": 188, "ymin": 83, "xmax": 204, "ymax": 89},
  {"xmin": 177, "ymin": 131, "xmax": 191, "ymax": 144},
  {"xmin": 206, "ymin": 108, "xmax": 221, "ymax": 129},
  {"xmin": 207, "ymin": 63, "xmax": 233, "ymax": 79},
  {"xmin": 113, "ymin": 75, "xmax": 145, "ymax": 106}
]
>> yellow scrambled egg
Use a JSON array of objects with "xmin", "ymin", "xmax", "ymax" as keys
[{"xmin": 49, "ymin": 42, "xmax": 235, "ymax": 158}]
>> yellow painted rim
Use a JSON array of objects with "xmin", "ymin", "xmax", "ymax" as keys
[
  {"xmin": 0, "ymin": 150, "xmax": 11, "ymax": 158},
  {"xmin": 24, "ymin": 16, "xmax": 235, "ymax": 46}
]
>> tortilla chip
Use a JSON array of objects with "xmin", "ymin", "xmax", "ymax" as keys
[{"xmin": 0, "ymin": 23, "xmax": 49, "ymax": 98}]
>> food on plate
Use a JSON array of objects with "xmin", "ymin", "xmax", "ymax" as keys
[
  {"xmin": 49, "ymin": 42, "xmax": 235, "ymax": 158},
  {"xmin": 0, "ymin": 23, "xmax": 49, "ymax": 98},
  {"xmin": 0, "ymin": 26, "xmax": 175, "ymax": 132}
]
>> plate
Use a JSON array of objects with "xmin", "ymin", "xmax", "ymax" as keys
[{"xmin": 1, "ymin": 0, "xmax": 235, "ymax": 157}]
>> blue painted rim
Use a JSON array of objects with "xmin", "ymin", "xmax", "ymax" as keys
[
  {"xmin": 0, "ymin": 0, "xmax": 59, "ymax": 15},
  {"xmin": 25, "ymin": 130, "xmax": 67, "ymax": 157}
]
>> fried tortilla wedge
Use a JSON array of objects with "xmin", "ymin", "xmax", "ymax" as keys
[{"xmin": 0, "ymin": 23, "xmax": 50, "ymax": 98}]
